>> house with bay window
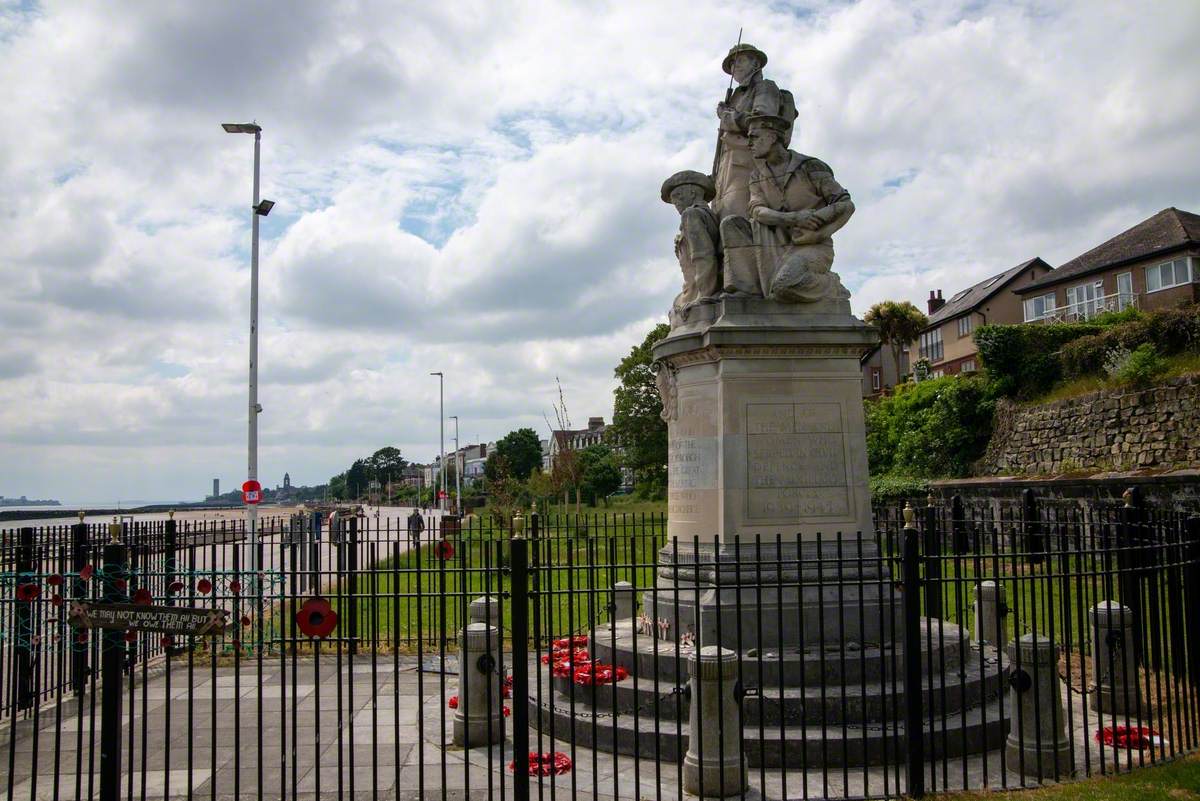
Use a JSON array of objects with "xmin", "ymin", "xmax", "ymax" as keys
[
  {"xmin": 1014, "ymin": 207, "xmax": 1200, "ymax": 323},
  {"xmin": 905, "ymin": 258, "xmax": 1054, "ymax": 377}
]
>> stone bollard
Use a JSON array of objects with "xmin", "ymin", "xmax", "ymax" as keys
[
  {"xmin": 1090, "ymin": 601, "xmax": 1141, "ymax": 715},
  {"xmin": 612, "ymin": 581, "xmax": 636, "ymax": 619},
  {"xmin": 1006, "ymin": 634, "xmax": 1072, "ymax": 780},
  {"xmin": 973, "ymin": 580, "xmax": 1008, "ymax": 649},
  {"xmin": 683, "ymin": 646, "xmax": 746, "ymax": 797},
  {"xmin": 452, "ymin": 622, "xmax": 505, "ymax": 747},
  {"xmin": 469, "ymin": 595, "xmax": 501, "ymax": 629}
]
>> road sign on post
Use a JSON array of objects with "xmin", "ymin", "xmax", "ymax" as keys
[{"xmin": 242, "ymin": 479, "xmax": 262, "ymax": 505}]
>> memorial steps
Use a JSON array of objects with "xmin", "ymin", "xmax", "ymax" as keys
[{"xmin": 527, "ymin": 618, "xmax": 1011, "ymax": 768}]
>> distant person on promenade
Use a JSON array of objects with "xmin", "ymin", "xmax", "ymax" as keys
[{"xmin": 407, "ymin": 507, "xmax": 425, "ymax": 548}]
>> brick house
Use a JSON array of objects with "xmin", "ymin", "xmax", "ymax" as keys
[
  {"xmin": 908, "ymin": 257, "xmax": 1055, "ymax": 377},
  {"xmin": 1013, "ymin": 208, "xmax": 1200, "ymax": 322}
]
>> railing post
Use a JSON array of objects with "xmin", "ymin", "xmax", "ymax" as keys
[
  {"xmin": 510, "ymin": 524, "xmax": 530, "ymax": 801},
  {"xmin": 15, "ymin": 526, "xmax": 35, "ymax": 710},
  {"xmin": 902, "ymin": 502, "xmax": 924, "ymax": 798},
  {"xmin": 347, "ymin": 515, "xmax": 359, "ymax": 655},
  {"xmin": 71, "ymin": 513, "xmax": 90, "ymax": 696},
  {"xmin": 100, "ymin": 522, "xmax": 128, "ymax": 801},
  {"xmin": 1185, "ymin": 515, "xmax": 1200, "ymax": 690},
  {"xmin": 1118, "ymin": 487, "xmax": 1144, "ymax": 666},
  {"xmin": 922, "ymin": 493, "xmax": 942, "ymax": 619},
  {"xmin": 951, "ymin": 494, "xmax": 967, "ymax": 555},
  {"xmin": 1022, "ymin": 488, "xmax": 1044, "ymax": 564}
]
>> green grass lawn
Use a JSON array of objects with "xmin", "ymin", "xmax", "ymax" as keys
[{"xmin": 941, "ymin": 753, "xmax": 1200, "ymax": 800}]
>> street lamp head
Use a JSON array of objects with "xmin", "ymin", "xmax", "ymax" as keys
[
  {"xmin": 222, "ymin": 122, "xmax": 262, "ymax": 134},
  {"xmin": 254, "ymin": 199, "xmax": 275, "ymax": 216},
  {"xmin": 430, "ymin": 371, "xmax": 443, "ymax": 377}
]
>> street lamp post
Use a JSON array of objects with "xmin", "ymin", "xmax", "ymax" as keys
[
  {"xmin": 430, "ymin": 372, "xmax": 445, "ymax": 512},
  {"xmin": 449, "ymin": 415, "xmax": 461, "ymax": 515},
  {"xmin": 222, "ymin": 122, "xmax": 274, "ymax": 572}
]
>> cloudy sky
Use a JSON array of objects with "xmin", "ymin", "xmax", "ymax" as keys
[{"xmin": 1, "ymin": 1, "xmax": 1197, "ymax": 504}]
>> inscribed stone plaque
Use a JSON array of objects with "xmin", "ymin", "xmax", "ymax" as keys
[
  {"xmin": 668, "ymin": 387, "xmax": 718, "ymax": 521},
  {"xmin": 746, "ymin": 402, "xmax": 850, "ymax": 519}
]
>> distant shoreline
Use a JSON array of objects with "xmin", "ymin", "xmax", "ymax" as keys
[
  {"xmin": 0, "ymin": 500, "xmax": 60, "ymax": 508},
  {"xmin": 0, "ymin": 502, "xmax": 247, "ymax": 523}
]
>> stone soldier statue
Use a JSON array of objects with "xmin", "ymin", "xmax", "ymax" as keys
[
  {"xmin": 720, "ymin": 114, "xmax": 854, "ymax": 302},
  {"xmin": 711, "ymin": 43, "xmax": 796, "ymax": 222},
  {"xmin": 661, "ymin": 170, "xmax": 721, "ymax": 321}
]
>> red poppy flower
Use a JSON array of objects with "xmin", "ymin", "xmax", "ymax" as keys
[
  {"xmin": 51, "ymin": 594, "xmax": 63, "ymax": 607},
  {"xmin": 503, "ymin": 706, "xmax": 511, "ymax": 717},
  {"xmin": 229, "ymin": 580, "xmax": 242, "ymax": 595},
  {"xmin": 124, "ymin": 630, "xmax": 137, "ymax": 643},
  {"xmin": 47, "ymin": 574, "xmax": 63, "ymax": 587},
  {"xmin": 16, "ymin": 583, "xmax": 40, "ymax": 602},
  {"xmin": 75, "ymin": 632, "xmax": 88, "ymax": 645},
  {"xmin": 114, "ymin": 579, "xmax": 127, "ymax": 591},
  {"xmin": 1095, "ymin": 725, "xmax": 1161, "ymax": 749},
  {"xmin": 79, "ymin": 565, "xmax": 94, "ymax": 581},
  {"xmin": 161, "ymin": 636, "xmax": 173, "ymax": 648},
  {"xmin": 508, "ymin": 751, "xmax": 572, "ymax": 776},
  {"xmin": 295, "ymin": 596, "xmax": 338, "ymax": 639},
  {"xmin": 168, "ymin": 581, "xmax": 185, "ymax": 594},
  {"xmin": 551, "ymin": 635, "xmax": 589, "ymax": 649},
  {"xmin": 196, "ymin": 579, "xmax": 212, "ymax": 595},
  {"xmin": 572, "ymin": 662, "xmax": 628, "ymax": 686},
  {"xmin": 447, "ymin": 695, "xmax": 459, "ymax": 709},
  {"xmin": 241, "ymin": 615, "xmax": 251, "ymax": 627},
  {"xmin": 131, "ymin": 588, "xmax": 153, "ymax": 606},
  {"xmin": 436, "ymin": 540, "xmax": 454, "ymax": 560}
]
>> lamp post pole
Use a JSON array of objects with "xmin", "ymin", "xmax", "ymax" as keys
[
  {"xmin": 449, "ymin": 415, "xmax": 461, "ymax": 515},
  {"xmin": 223, "ymin": 121, "xmax": 273, "ymax": 575},
  {"xmin": 431, "ymin": 372, "xmax": 445, "ymax": 512}
]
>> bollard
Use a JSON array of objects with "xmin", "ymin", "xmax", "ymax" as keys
[
  {"xmin": 683, "ymin": 646, "xmax": 746, "ymax": 797},
  {"xmin": 452, "ymin": 622, "xmax": 505, "ymax": 747},
  {"xmin": 1090, "ymin": 601, "xmax": 1141, "ymax": 715},
  {"xmin": 973, "ymin": 581, "xmax": 1008, "ymax": 650},
  {"xmin": 613, "ymin": 580, "xmax": 636, "ymax": 619},
  {"xmin": 1006, "ymin": 634, "xmax": 1072, "ymax": 780},
  {"xmin": 468, "ymin": 595, "xmax": 501, "ymax": 629}
]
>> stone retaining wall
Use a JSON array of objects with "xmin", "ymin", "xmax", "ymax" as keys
[{"xmin": 977, "ymin": 375, "xmax": 1200, "ymax": 477}]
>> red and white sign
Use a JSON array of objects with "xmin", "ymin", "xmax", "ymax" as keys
[
  {"xmin": 438, "ymin": 490, "xmax": 447, "ymax": 499},
  {"xmin": 242, "ymin": 479, "xmax": 262, "ymax": 505}
]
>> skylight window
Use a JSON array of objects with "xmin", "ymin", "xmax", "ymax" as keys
[
  {"xmin": 950, "ymin": 289, "xmax": 969, "ymax": 302},
  {"xmin": 980, "ymin": 275, "xmax": 1003, "ymax": 288}
]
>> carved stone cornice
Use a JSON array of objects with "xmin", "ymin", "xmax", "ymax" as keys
[{"xmin": 665, "ymin": 342, "xmax": 871, "ymax": 367}]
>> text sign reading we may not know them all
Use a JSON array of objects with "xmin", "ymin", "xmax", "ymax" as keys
[{"xmin": 67, "ymin": 602, "xmax": 228, "ymax": 636}]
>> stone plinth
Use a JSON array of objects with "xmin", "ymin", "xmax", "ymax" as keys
[
  {"xmin": 683, "ymin": 646, "xmax": 746, "ymax": 797},
  {"xmin": 1089, "ymin": 601, "xmax": 1142, "ymax": 715},
  {"xmin": 649, "ymin": 298, "xmax": 883, "ymax": 648},
  {"xmin": 1005, "ymin": 634, "xmax": 1072, "ymax": 780}
]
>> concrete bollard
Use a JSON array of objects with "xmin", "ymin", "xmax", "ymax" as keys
[
  {"xmin": 1005, "ymin": 634, "xmax": 1072, "ymax": 780},
  {"xmin": 452, "ymin": 622, "xmax": 505, "ymax": 747},
  {"xmin": 973, "ymin": 580, "xmax": 1008, "ymax": 649},
  {"xmin": 468, "ymin": 595, "xmax": 501, "ymax": 629},
  {"xmin": 1090, "ymin": 601, "xmax": 1141, "ymax": 715},
  {"xmin": 613, "ymin": 581, "xmax": 636, "ymax": 620},
  {"xmin": 683, "ymin": 646, "xmax": 746, "ymax": 797}
]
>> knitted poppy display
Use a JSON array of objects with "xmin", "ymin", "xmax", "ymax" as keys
[
  {"xmin": 16, "ymin": 583, "xmax": 40, "ymax": 602},
  {"xmin": 295, "ymin": 596, "xmax": 338, "ymax": 639},
  {"xmin": 131, "ymin": 588, "xmax": 153, "ymax": 606}
]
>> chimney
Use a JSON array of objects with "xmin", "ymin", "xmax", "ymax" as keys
[
  {"xmin": 928, "ymin": 289, "xmax": 945, "ymax": 315},
  {"xmin": 588, "ymin": 416, "xmax": 604, "ymax": 431}
]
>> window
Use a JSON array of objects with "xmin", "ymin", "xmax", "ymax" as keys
[
  {"xmin": 1023, "ymin": 293, "xmax": 1056, "ymax": 321},
  {"xmin": 1116, "ymin": 272, "xmax": 1134, "ymax": 310},
  {"xmin": 931, "ymin": 368, "xmax": 945, "ymax": 379},
  {"xmin": 980, "ymin": 275, "xmax": 1003, "ymax": 289},
  {"xmin": 961, "ymin": 359, "xmax": 977, "ymax": 373},
  {"xmin": 1065, "ymin": 280, "xmax": 1104, "ymax": 319},
  {"xmin": 957, "ymin": 315, "xmax": 974, "ymax": 338},
  {"xmin": 1146, "ymin": 258, "xmax": 1193, "ymax": 293},
  {"xmin": 950, "ymin": 289, "xmax": 969, "ymax": 302},
  {"xmin": 871, "ymin": 368, "xmax": 881, "ymax": 391},
  {"xmin": 918, "ymin": 328, "xmax": 944, "ymax": 362}
]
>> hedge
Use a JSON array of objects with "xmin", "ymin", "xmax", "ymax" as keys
[{"xmin": 973, "ymin": 322, "xmax": 1103, "ymax": 398}]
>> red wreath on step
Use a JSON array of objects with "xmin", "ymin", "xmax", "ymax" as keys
[
  {"xmin": 572, "ymin": 662, "xmax": 628, "ymax": 686},
  {"xmin": 1095, "ymin": 725, "xmax": 1161, "ymax": 749},
  {"xmin": 509, "ymin": 751, "xmax": 572, "ymax": 776},
  {"xmin": 296, "ymin": 596, "xmax": 338, "ymax": 639}
]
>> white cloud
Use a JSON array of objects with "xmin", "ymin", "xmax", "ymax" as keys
[{"xmin": 0, "ymin": 0, "xmax": 1197, "ymax": 502}]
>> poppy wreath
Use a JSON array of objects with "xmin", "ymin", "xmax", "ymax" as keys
[
  {"xmin": 508, "ymin": 751, "xmax": 572, "ymax": 776},
  {"xmin": 447, "ymin": 695, "xmax": 458, "ymax": 709},
  {"xmin": 16, "ymin": 583, "xmax": 40, "ymax": 602},
  {"xmin": 503, "ymin": 675, "xmax": 513, "ymax": 699},
  {"xmin": 296, "ymin": 597, "xmax": 338, "ymax": 639},
  {"xmin": 572, "ymin": 662, "xmax": 628, "ymax": 686},
  {"xmin": 436, "ymin": 540, "xmax": 455, "ymax": 560},
  {"xmin": 1095, "ymin": 725, "xmax": 1161, "ymax": 749},
  {"xmin": 551, "ymin": 635, "xmax": 589, "ymax": 649}
]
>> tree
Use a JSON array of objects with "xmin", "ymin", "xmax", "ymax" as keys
[
  {"xmin": 609, "ymin": 323, "xmax": 670, "ymax": 497},
  {"xmin": 864, "ymin": 301, "xmax": 928, "ymax": 386},
  {"xmin": 366, "ymin": 446, "xmax": 406, "ymax": 487},
  {"xmin": 486, "ymin": 428, "xmax": 543, "ymax": 481},
  {"xmin": 579, "ymin": 444, "xmax": 622, "ymax": 506},
  {"xmin": 346, "ymin": 459, "xmax": 369, "ymax": 499},
  {"xmin": 525, "ymin": 469, "xmax": 555, "ymax": 510}
]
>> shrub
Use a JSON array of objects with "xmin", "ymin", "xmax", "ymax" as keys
[
  {"xmin": 1060, "ymin": 334, "xmax": 1108, "ymax": 378},
  {"xmin": 866, "ymin": 375, "xmax": 996, "ymax": 478},
  {"xmin": 869, "ymin": 474, "xmax": 930, "ymax": 504},
  {"xmin": 1117, "ymin": 343, "xmax": 1167, "ymax": 388},
  {"xmin": 974, "ymin": 322, "xmax": 1103, "ymax": 398}
]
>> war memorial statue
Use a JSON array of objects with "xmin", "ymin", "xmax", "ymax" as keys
[{"xmin": 533, "ymin": 43, "xmax": 1009, "ymax": 788}]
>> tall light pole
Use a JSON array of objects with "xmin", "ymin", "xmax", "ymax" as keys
[
  {"xmin": 449, "ymin": 415, "xmax": 461, "ymax": 516},
  {"xmin": 223, "ymin": 122, "xmax": 274, "ymax": 569},
  {"xmin": 430, "ymin": 372, "xmax": 445, "ymax": 512}
]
